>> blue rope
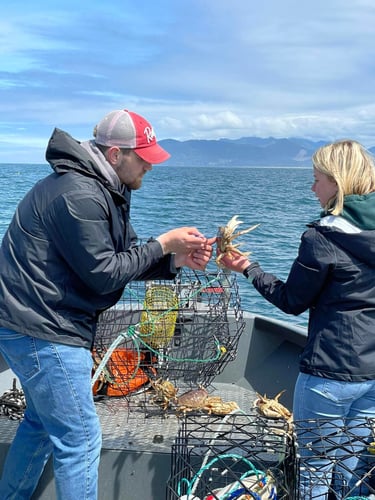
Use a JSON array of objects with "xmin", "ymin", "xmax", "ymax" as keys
[
  {"xmin": 346, "ymin": 497, "xmax": 370, "ymax": 500},
  {"xmin": 176, "ymin": 453, "xmax": 274, "ymax": 499}
]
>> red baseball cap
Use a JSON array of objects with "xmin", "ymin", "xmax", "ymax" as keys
[{"xmin": 93, "ymin": 109, "xmax": 170, "ymax": 164}]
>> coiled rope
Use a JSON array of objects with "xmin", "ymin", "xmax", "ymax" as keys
[{"xmin": 0, "ymin": 378, "xmax": 25, "ymax": 420}]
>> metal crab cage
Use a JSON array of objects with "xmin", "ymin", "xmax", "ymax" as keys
[
  {"xmin": 92, "ymin": 268, "xmax": 245, "ymax": 412},
  {"xmin": 293, "ymin": 417, "xmax": 375, "ymax": 499},
  {"xmin": 166, "ymin": 411, "xmax": 296, "ymax": 500}
]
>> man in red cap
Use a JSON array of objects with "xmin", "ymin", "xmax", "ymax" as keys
[
  {"xmin": 0, "ymin": 109, "xmax": 215, "ymax": 499},
  {"xmin": 93, "ymin": 109, "xmax": 170, "ymax": 164}
]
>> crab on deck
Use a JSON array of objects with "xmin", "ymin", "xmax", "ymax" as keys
[
  {"xmin": 254, "ymin": 390, "xmax": 292, "ymax": 421},
  {"xmin": 149, "ymin": 378, "xmax": 178, "ymax": 410},
  {"xmin": 216, "ymin": 215, "xmax": 259, "ymax": 267},
  {"xmin": 176, "ymin": 387, "xmax": 239, "ymax": 416}
]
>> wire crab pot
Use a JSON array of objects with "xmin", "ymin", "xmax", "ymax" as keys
[
  {"xmin": 166, "ymin": 415, "xmax": 375, "ymax": 500},
  {"xmin": 92, "ymin": 268, "xmax": 245, "ymax": 413},
  {"xmin": 293, "ymin": 417, "xmax": 375, "ymax": 499},
  {"xmin": 166, "ymin": 411, "xmax": 295, "ymax": 499}
]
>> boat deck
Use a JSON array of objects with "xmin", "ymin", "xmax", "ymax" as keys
[
  {"xmin": 0, "ymin": 383, "xmax": 258, "ymax": 452},
  {"xmin": 0, "ymin": 381, "xmax": 265, "ymax": 500},
  {"xmin": 99, "ymin": 382, "xmax": 258, "ymax": 453}
]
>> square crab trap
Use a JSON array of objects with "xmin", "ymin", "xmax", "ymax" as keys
[
  {"xmin": 166, "ymin": 411, "xmax": 296, "ymax": 499},
  {"xmin": 293, "ymin": 417, "xmax": 375, "ymax": 499},
  {"xmin": 92, "ymin": 268, "xmax": 245, "ymax": 415}
]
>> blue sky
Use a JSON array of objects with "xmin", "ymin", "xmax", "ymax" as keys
[{"xmin": 1, "ymin": 0, "xmax": 375, "ymax": 163}]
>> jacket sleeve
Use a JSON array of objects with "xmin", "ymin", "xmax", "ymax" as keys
[
  {"xmin": 43, "ymin": 188, "xmax": 176, "ymax": 295},
  {"xmin": 250, "ymin": 228, "xmax": 333, "ymax": 315}
]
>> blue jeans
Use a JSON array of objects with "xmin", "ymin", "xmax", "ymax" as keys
[
  {"xmin": 294, "ymin": 372, "xmax": 375, "ymax": 499},
  {"xmin": 0, "ymin": 328, "xmax": 101, "ymax": 500}
]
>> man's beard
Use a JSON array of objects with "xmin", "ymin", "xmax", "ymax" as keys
[{"xmin": 127, "ymin": 178, "xmax": 143, "ymax": 190}]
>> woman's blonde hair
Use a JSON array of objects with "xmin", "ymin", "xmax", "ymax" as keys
[{"xmin": 312, "ymin": 139, "xmax": 375, "ymax": 214}]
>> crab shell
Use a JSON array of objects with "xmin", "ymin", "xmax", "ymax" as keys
[
  {"xmin": 176, "ymin": 388, "xmax": 239, "ymax": 416},
  {"xmin": 254, "ymin": 390, "xmax": 292, "ymax": 420},
  {"xmin": 150, "ymin": 378, "xmax": 178, "ymax": 409},
  {"xmin": 177, "ymin": 387, "xmax": 208, "ymax": 409},
  {"xmin": 204, "ymin": 397, "xmax": 240, "ymax": 415},
  {"xmin": 216, "ymin": 215, "xmax": 259, "ymax": 266}
]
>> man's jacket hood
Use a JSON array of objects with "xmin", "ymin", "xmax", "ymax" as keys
[{"xmin": 46, "ymin": 127, "xmax": 127, "ymax": 206}]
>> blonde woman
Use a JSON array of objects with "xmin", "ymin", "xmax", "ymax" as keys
[{"xmin": 218, "ymin": 140, "xmax": 375, "ymax": 498}]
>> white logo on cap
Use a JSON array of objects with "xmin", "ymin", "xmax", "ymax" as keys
[{"xmin": 144, "ymin": 126, "xmax": 155, "ymax": 144}]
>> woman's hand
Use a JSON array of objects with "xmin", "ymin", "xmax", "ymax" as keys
[{"xmin": 216, "ymin": 248, "xmax": 251, "ymax": 274}]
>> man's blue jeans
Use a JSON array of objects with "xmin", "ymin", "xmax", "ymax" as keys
[
  {"xmin": 294, "ymin": 372, "xmax": 375, "ymax": 499},
  {"xmin": 0, "ymin": 327, "xmax": 102, "ymax": 500}
]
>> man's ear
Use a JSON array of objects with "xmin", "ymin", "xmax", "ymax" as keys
[{"xmin": 106, "ymin": 146, "xmax": 121, "ymax": 166}]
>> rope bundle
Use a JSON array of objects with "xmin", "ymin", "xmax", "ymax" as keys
[{"xmin": 0, "ymin": 378, "xmax": 26, "ymax": 420}]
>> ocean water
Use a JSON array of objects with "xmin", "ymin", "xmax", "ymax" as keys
[{"xmin": 0, "ymin": 163, "xmax": 318, "ymax": 327}]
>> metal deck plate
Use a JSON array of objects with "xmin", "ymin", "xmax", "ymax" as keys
[
  {"xmin": 96, "ymin": 383, "xmax": 258, "ymax": 453},
  {"xmin": 0, "ymin": 418, "xmax": 19, "ymax": 444},
  {"xmin": 0, "ymin": 383, "xmax": 259, "ymax": 453}
]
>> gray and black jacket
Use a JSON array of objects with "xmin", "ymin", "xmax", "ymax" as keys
[
  {"xmin": 246, "ymin": 193, "xmax": 375, "ymax": 382},
  {"xmin": 0, "ymin": 128, "xmax": 176, "ymax": 349}
]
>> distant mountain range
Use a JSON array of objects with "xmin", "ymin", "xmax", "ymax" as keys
[{"xmin": 159, "ymin": 137, "xmax": 375, "ymax": 167}]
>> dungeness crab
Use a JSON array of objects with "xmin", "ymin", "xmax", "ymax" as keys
[
  {"xmin": 216, "ymin": 215, "xmax": 259, "ymax": 267},
  {"xmin": 254, "ymin": 390, "xmax": 292, "ymax": 422},
  {"xmin": 150, "ymin": 380, "xmax": 240, "ymax": 416},
  {"xmin": 176, "ymin": 387, "xmax": 239, "ymax": 416},
  {"xmin": 150, "ymin": 378, "xmax": 178, "ymax": 410}
]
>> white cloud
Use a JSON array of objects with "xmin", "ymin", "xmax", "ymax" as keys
[
  {"xmin": 190, "ymin": 112, "xmax": 243, "ymax": 131},
  {"xmin": 0, "ymin": 0, "xmax": 375, "ymax": 161}
]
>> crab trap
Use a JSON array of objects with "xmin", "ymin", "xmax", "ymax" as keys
[
  {"xmin": 293, "ymin": 417, "xmax": 375, "ymax": 499},
  {"xmin": 92, "ymin": 268, "xmax": 245, "ymax": 413},
  {"xmin": 166, "ymin": 411, "xmax": 296, "ymax": 499}
]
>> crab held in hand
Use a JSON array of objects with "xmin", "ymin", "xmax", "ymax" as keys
[{"xmin": 216, "ymin": 215, "xmax": 259, "ymax": 267}]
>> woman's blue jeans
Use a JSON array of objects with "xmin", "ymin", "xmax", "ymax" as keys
[
  {"xmin": 0, "ymin": 327, "xmax": 102, "ymax": 500},
  {"xmin": 294, "ymin": 372, "xmax": 375, "ymax": 499}
]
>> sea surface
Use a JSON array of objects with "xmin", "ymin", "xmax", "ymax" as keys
[{"xmin": 0, "ymin": 163, "xmax": 319, "ymax": 328}]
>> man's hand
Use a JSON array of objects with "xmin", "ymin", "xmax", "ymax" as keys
[
  {"xmin": 174, "ymin": 236, "xmax": 216, "ymax": 270},
  {"xmin": 156, "ymin": 227, "xmax": 212, "ymax": 255}
]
